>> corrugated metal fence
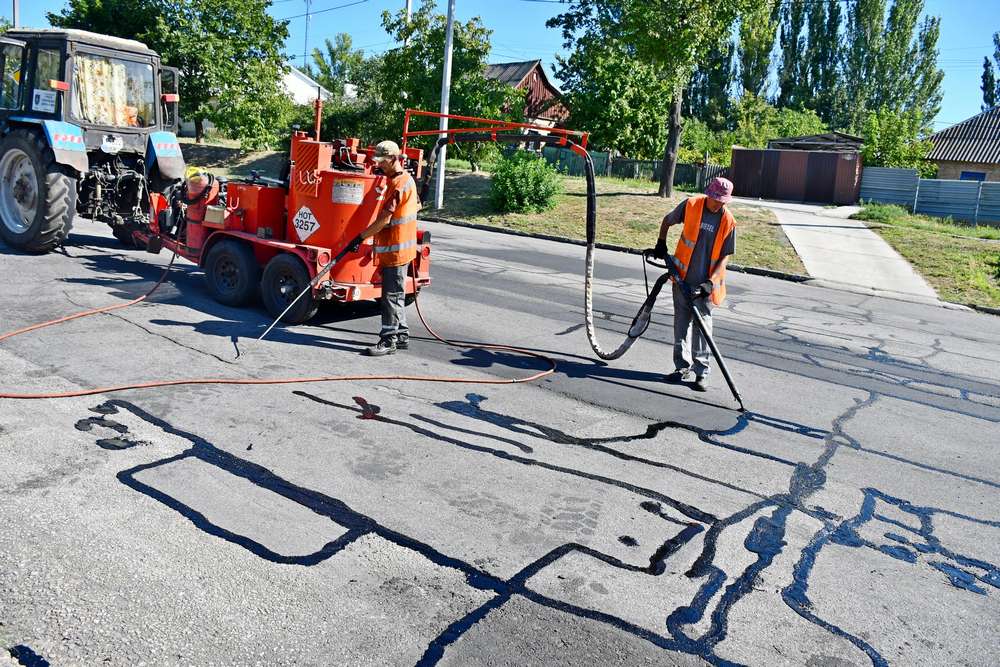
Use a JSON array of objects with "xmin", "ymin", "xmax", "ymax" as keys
[
  {"xmin": 859, "ymin": 167, "xmax": 1000, "ymax": 225},
  {"xmin": 859, "ymin": 167, "xmax": 919, "ymax": 207},
  {"xmin": 540, "ymin": 146, "xmax": 727, "ymax": 188}
]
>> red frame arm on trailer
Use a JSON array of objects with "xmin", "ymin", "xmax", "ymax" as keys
[{"xmin": 401, "ymin": 109, "xmax": 589, "ymax": 151}]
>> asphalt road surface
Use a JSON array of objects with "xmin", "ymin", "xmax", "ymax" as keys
[{"xmin": 2, "ymin": 217, "xmax": 998, "ymax": 666}]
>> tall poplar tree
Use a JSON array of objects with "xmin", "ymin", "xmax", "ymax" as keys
[
  {"xmin": 776, "ymin": 0, "xmax": 807, "ymax": 108},
  {"xmin": 839, "ymin": 0, "xmax": 885, "ymax": 130},
  {"xmin": 837, "ymin": 0, "xmax": 942, "ymax": 133},
  {"xmin": 737, "ymin": 0, "xmax": 779, "ymax": 97},
  {"xmin": 804, "ymin": 0, "xmax": 842, "ymax": 124},
  {"xmin": 687, "ymin": 40, "xmax": 735, "ymax": 130},
  {"xmin": 982, "ymin": 58, "xmax": 998, "ymax": 111}
]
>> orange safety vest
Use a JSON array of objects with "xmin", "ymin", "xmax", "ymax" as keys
[
  {"xmin": 673, "ymin": 194, "xmax": 736, "ymax": 306},
  {"xmin": 374, "ymin": 171, "xmax": 420, "ymax": 267}
]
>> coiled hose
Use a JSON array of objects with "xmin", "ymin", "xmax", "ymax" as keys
[{"xmin": 420, "ymin": 133, "xmax": 663, "ymax": 360}]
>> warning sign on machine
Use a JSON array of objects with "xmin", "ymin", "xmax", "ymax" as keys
[
  {"xmin": 292, "ymin": 205, "xmax": 320, "ymax": 242},
  {"xmin": 332, "ymin": 179, "xmax": 365, "ymax": 205}
]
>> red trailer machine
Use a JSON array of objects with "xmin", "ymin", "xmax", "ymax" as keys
[{"xmin": 140, "ymin": 131, "xmax": 431, "ymax": 323}]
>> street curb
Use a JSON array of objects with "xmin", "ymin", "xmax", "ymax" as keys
[
  {"xmin": 966, "ymin": 303, "xmax": 1000, "ymax": 316},
  {"xmin": 420, "ymin": 215, "xmax": 996, "ymax": 315},
  {"xmin": 419, "ymin": 215, "xmax": 811, "ymax": 283}
]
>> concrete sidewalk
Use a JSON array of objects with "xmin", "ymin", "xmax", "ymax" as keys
[{"xmin": 733, "ymin": 198, "xmax": 939, "ymax": 301}]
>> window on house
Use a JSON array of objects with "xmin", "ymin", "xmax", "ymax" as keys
[{"xmin": 959, "ymin": 171, "xmax": 986, "ymax": 182}]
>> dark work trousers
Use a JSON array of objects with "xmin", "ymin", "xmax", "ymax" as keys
[
  {"xmin": 672, "ymin": 282, "xmax": 713, "ymax": 377},
  {"xmin": 379, "ymin": 263, "xmax": 409, "ymax": 342}
]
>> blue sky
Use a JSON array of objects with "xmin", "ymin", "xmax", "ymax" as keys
[{"xmin": 7, "ymin": 0, "xmax": 997, "ymax": 129}]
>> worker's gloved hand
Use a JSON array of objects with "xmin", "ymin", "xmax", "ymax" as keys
[
  {"xmin": 651, "ymin": 238, "xmax": 668, "ymax": 259},
  {"xmin": 347, "ymin": 236, "xmax": 363, "ymax": 253},
  {"xmin": 697, "ymin": 281, "xmax": 714, "ymax": 298}
]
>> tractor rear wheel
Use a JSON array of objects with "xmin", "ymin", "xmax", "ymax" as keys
[
  {"xmin": 261, "ymin": 253, "xmax": 318, "ymax": 324},
  {"xmin": 204, "ymin": 239, "xmax": 260, "ymax": 307},
  {"xmin": 0, "ymin": 129, "xmax": 77, "ymax": 252}
]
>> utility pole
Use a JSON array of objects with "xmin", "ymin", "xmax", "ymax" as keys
[
  {"xmin": 12, "ymin": 0, "xmax": 19, "ymax": 28},
  {"xmin": 433, "ymin": 0, "xmax": 455, "ymax": 210},
  {"xmin": 302, "ymin": 0, "xmax": 313, "ymax": 66},
  {"xmin": 404, "ymin": 0, "xmax": 412, "ymax": 46}
]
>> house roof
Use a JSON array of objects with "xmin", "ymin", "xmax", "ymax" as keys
[
  {"xmin": 928, "ymin": 106, "xmax": 1000, "ymax": 164},
  {"xmin": 767, "ymin": 132, "xmax": 864, "ymax": 152},
  {"xmin": 285, "ymin": 66, "xmax": 333, "ymax": 99},
  {"xmin": 485, "ymin": 60, "xmax": 562, "ymax": 95},
  {"xmin": 484, "ymin": 60, "xmax": 540, "ymax": 86}
]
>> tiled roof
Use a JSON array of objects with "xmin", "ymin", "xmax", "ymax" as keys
[{"xmin": 928, "ymin": 106, "xmax": 1000, "ymax": 164}]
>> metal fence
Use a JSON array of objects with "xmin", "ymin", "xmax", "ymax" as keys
[
  {"xmin": 859, "ymin": 167, "xmax": 1000, "ymax": 225},
  {"xmin": 540, "ymin": 146, "xmax": 727, "ymax": 188},
  {"xmin": 859, "ymin": 167, "xmax": 920, "ymax": 207}
]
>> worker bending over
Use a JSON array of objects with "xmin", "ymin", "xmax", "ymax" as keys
[
  {"xmin": 352, "ymin": 140, "xmax": 421, "ymax": 356},
  {"xmin": 650, "ymin": 177, "xmax": 736, "ymax": 392}
]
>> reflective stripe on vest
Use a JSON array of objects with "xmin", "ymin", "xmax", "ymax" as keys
[
  {"xmin": 375, "ymin": 172, "xmax": 421, "ymax": 267},
  {"xmin": 387, "ymin": 212, "xmax": 417, "ymax": 228},
  {"xmin": 672, "ymin": 194, "xmax": 735, "ymax": 305},
  {"xmin": 375, "ymin": 239, "xmax": 417, "ymax": 254}
]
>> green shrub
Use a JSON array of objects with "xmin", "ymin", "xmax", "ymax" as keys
[{"xmin": 489, "ymin": 152, "xmax": 562, "ymax": 213}]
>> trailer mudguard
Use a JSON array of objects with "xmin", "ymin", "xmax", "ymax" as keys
[
  {"xmin": 8, "ymin": 117, "xmax": 89, "ymax": 173},
  {"xmin": 146, "ymin": 131, "xmax": 185, "ymax": 179}
]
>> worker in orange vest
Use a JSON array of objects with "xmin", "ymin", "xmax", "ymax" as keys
[
  {"xmin": 650, "ymin": 177, "xmax": 736, "ymax": 392},
  {"xmin": 352, "ymin": 140, "xmax": 421, "ymax": 356}
]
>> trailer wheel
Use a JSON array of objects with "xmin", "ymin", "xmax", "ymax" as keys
[
  {"xmin": 204, "ymin": 239, "xmax": 260, "ymax": 306},
  {"xmin": 0, "ymin": 129, "xmax": 77, "ymax": 253},
  {"xmin": 261, "ymin": 253, "xmax": 318, "ymax": 324}
]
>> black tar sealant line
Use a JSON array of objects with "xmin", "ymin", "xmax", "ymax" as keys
[{"xmin": 75, "ymin": 393, "xmax": 1000, "ymax": 667}]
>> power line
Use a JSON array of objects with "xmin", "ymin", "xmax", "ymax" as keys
[{"xmin": 280, "ymin": 0, "xmax": 369, "ymax": 21}]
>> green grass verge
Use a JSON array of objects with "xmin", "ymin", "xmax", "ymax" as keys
[
  {"xmin": 874, "ymin": 226, "xmax": 1000, "ymax": 308},
  {"xmin": 850, "ymin": 204, "xmax": 1000, "ymax": 308},
  {"xmin": 851, "ymin": 203, "xmax": 1000, "ymax": 240},
  {"xmin": 435, "ymin": 171, "xmax": 805, "ymax": 275}
]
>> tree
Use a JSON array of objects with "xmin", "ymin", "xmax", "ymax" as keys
[
  {"xmin": 737, "ymin": 0, "xmax": 779, "ymax": 98},
  {"xmin": 776, "ymin": 0, "xmax": 807, "ymax": 108},
  {"xmin": 804, "ymin": 0, "xmax": 842, "ymax": 124},
  {"xmin": 982, "ymin": 56, "xmax": 998, "ymax": 111},
  {"xmin": 49, "ymin": 0, "xmax": 290, "ymax": 149},
  {"xmin": 549, "ymin": 0, "xmax": 750, "ymax": 198},
  {"xmin": 836, "ymin": 0, "xmax": 942, "ymax": 133},
  {"xmin": 983, "ymin": 58, "xmax": 997, "ymax": 110},
  {"xmin": 860, "ymin": 106, "xmax": 934, "ymax": 176},
  {"xmin": 554, "ymin": 35, "xmax": 672, "ymax": 159},
  {"xmin": 305, "ymin": 34, "xmax": 366, "ymax": 99},
  {"xmin": 356, "ymin": 1, "xmax": 521, "ymax": 168},
  {"xmin": 686, "ymin": 39, "xmax": 735, "ymax": 131},
  {"xmin": 983, "ymin": 32, "xmax": 1000, "ymax": 110}
]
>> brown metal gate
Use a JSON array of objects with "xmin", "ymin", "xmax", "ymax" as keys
[{"xmin": 730, "ymin": 148, "xmax": 862, "ymax": 204}]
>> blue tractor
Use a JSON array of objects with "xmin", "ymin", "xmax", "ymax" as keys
[{"xmin": 0, "ymin": 28, "xmax": 186, "ymax": 252}]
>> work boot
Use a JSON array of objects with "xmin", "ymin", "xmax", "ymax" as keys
[
  {"xmin": 363, "ymin": 337, "xmax": 396, "ymax": 356},
  {"xmin": 396, "ymin": 334, "xmax": 409, "ymax": 350},
  {"xmin": 692, "ymin": 376, "xmax": 708, "ymax": 392},
  {"xmin": 664, "ymin": 369, "xmax": 691, "ymax": 383}
]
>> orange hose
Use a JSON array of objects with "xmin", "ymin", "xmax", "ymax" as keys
[{"xmin": 0, "ymin": 253, "xmax": 554, "ymax": 400}]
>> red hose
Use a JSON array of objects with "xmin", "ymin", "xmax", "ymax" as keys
[{"xmin": 0, "ymin": 254, "xmax": 555, "ymax": 400}]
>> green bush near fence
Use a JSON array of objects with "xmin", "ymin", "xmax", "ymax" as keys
[{"xmin": 490, "ymin": 152, "xmax": 563, "ymax": 213}]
